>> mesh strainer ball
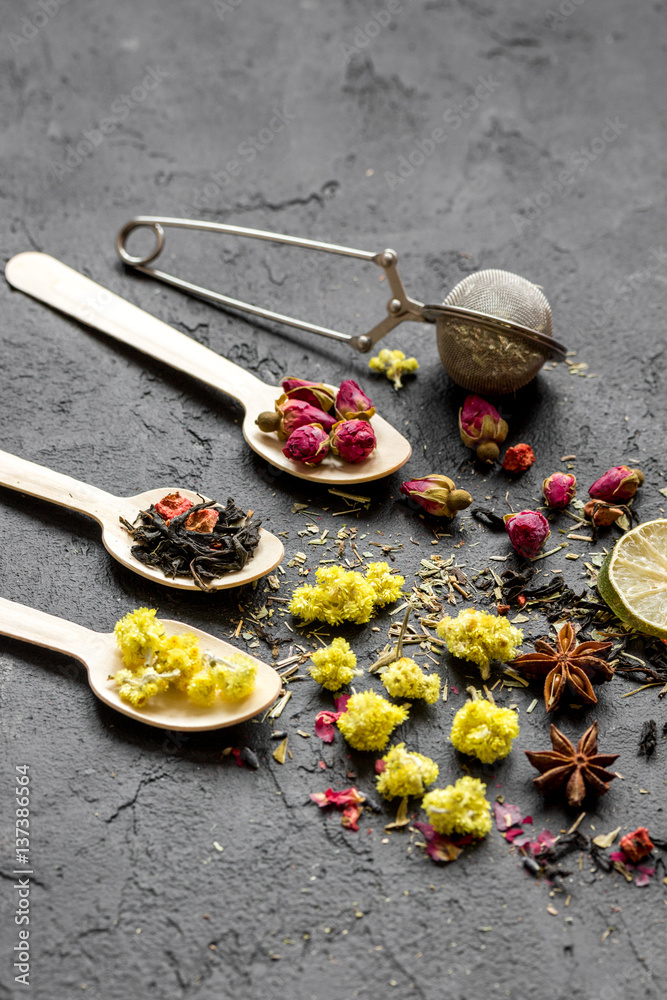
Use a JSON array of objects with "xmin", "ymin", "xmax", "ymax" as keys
[{"xmin": 435, "ymin": 269, "xmax": 566, "ymax": 395}]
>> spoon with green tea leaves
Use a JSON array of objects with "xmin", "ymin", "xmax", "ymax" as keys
[
  {"xmin": 0, "ymin": 597, "xmax": 282, "ymax": 731},
  {"xmin": 0, "ymin": 449, "xmax": 284, "ymax": 592},
  {"xmin": 5, "ymin": 252, "xmax": 412, "ymax": 484}
]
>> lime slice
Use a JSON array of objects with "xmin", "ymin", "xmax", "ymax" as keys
[{"xmin": 598, "ymin": 519, "xmax": 667, "ymax": 638}]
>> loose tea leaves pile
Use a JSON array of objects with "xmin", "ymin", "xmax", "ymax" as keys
[{"xmin": 121, "ymin": 495, "xmax": 261, "ymax": 590}]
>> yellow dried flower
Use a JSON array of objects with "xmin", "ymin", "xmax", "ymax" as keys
[
  {"xmin": 337, "ymin": 690, "xmax": 409, "ymax": 751},
  {"xmin": 450, "ymin": 699, "xmax": 519, "ymax": 763},
  {"xmin": 436, "ymin": 608, "xmax": 523, "ymax": 680},
  {"xmin": 114, "ymin": 607, "xmax": 166, "ymax": 671},
  {"xmin": 422, "ymin": 776, "xmax": 492, "ymax": 838},
  {"xmin": 381, "ymin": 657, "xmax": 440, "ymax": 703},
  {"xmin": 186, "ymin": 669, "xmax": 218, "ymax": 707},
  {"xmin": 163, "ymin": 632, "xmax": 205, "ymax": 687},
  {"xmin": 376, "ymin": 743, "xmax": 439, "ymax": 800},
  {"xmin": 369, "ymin": 348, "xmax": 419, "ymax": 390},
  {"xmin": 208, "ymin": 653, "xmax": 257, "ymax": 701},
  {"xmin": 289, "ymin": 563, "xmax": 403, "ymax": 625},
  {"xmin": 365, "ymin": 561, "xmax": 405, "ymax": 606},
  {"xmin": 309, "ymin": 638, "xmax": 361, "ymax": 691}
]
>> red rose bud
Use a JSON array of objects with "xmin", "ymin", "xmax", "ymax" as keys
[
  {"xmin": 184, "ymin": 507, "xmax": 220, "ymax": 533},
  {"xmin": 281, "ymin": 377, "xmax": 335, "ymax": 411},
  {"xmin": 330, "ymin": 419, "xmax": 377, "ymax": 463},
  {"xmin": 400, "ymin": 474, "xmax": 473, "ymax": 518},
  {"xmin": 282, "ymin": 423, "xmax": 330, "ymax": 466},
  {"xmin": 619, "ymin": 827, "xmax": 654, "ymax": 863},
  {"xmin": 583, "ymin": 499, "xmax": 625, "ymax": 527},
  {"xmin": 335, "ymin": 379, "xmax": 376, "ymax": 421},
  {"xmin": 459, "ymin": 395, "xmax": 508, "ymax": 463},
  {"xmin": 588, "ymin": 466, "xmax": 644, "ymax": 502},
  {"xmin": 154, "ymin": 492, "xmax": 194, "ymax": 521},
  {"xmin": 503, "ymin": 510, "xmax": 550, "ymax": 558},
  {"xmin": 502, "ymin": 443, "xmax": 536, "ymax": 473},
  {"xmin": 542, "ymin": 472, "xmax": 577, "ymax": 509}
]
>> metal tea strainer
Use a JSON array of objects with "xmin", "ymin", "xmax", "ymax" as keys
[{"xmin": 116, "ymin": 216, "xmax": 567, "ymax": 395}]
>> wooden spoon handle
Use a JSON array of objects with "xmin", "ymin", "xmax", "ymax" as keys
[
  {"xmin": 0, "ymin": 448, "xmax": 115, "ymax": 522},
  {"xmin": 5, "ymin": 252, "xmax": 266, "ymax": 409},
  {"xmin": 0, "ymin": 596, "xmax": 96, "ymax": 663}
]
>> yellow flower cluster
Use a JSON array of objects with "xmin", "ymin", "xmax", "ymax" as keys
[
  {"xmin": 376, "ymin": 743, "xmax": 439, "ymax": 800},
  {"xmin": 381, "ymin": 657, "xmax": 440, "ymax": 703},
  {"xmin": 422, "ymin": 777, "xmax": 492, "ymax": 838},
  {"xmin": 436, "ymin": 608, "xmax": 523, "ymax": 680},
  {"xmin": 337, "ymin": 690, "xmax": 409, "ymax": 751},
  {"xmin": 289, "ymin": 562, "xmax": 404, "ymax": 625},
  {"xmin": 113, "ymin": 609, "xmax": 256, "ymax": 709},
  {"xmin": 369, "ymin": 348, "xmax": 419, "ymax": 390},
  {"xmin": 450, "ymin": 699, "xmax": 519, "ymax": 763},
  {"xmin": 309, "ymin": 638, "xmax": 361, "ymax": 691}
]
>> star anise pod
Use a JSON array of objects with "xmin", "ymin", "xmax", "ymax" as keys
[
  {"xmin": 525, "ymin": 720, "xmax": 619, "ymax": 808},
  {"xmin": 509, "ymin": 621, "xmax": 614, "ymax": 712}
]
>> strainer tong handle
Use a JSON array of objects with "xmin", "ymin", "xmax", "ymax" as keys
[{"xmin": 116, "ymin": 216, "xmax": 429, "ymax": 353}]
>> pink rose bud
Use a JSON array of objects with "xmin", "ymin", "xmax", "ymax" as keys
[
  {"xmin": 282, "ymin": 423, "xmax": 330, "ymax": 466},
  {"xmin": 335, "ymin": 379, "xmax": 376, "ymax": 421},
  {"xmin": 503, "ymin": 510, "xmax": 550, "ymax": 559},
  {"xmin": 588, "ymin": 466, "xmax": 644, "ymax": 502},
  {"xmin": 281, "ymin": 377, "xmax": 335, "ymax": 412},
  {"xmin": 400, "ymin": 474, "xmax": 473, "ymax": 518},
  {"xmin": 542, "ymin": 472, "xmax": 577, "ymax": 509},
  {"xmin": 256, "ymin": 397, "xmax": 338, "ymax": 437},
  {"xmin": 330, "ymin": 419, "xmax": 377, "ymax": 463},
  {"xmin": 458, "ymin": 395, "xmax": 508, "ymax": 463}
]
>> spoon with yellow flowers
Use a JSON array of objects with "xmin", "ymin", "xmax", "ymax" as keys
[{"xmin": 0, "ymin": 599, "xmax": 282, "ymax": 731}]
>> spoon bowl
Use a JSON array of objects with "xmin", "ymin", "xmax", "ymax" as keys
[
  {"xmin": 0, "ymin": 597, "xmax": 282, "ymax": 731},
  {"xmin": 5, "ymin": 252, "xmax": 412, "ymax": 484},
  {"xmin": 0, "ymin": 450, "xmax": 284, "ymax": 592}
]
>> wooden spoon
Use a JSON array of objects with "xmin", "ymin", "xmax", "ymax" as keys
[
  {"xmin": 5, "ymin": 252, "xmax": 412, "ymax": 484},
  {"xmin": 0, "ymin": 596, "xmax": 282, "ymax": 731},
  {"xmin": 0, "ymin": 449, "xmax": 284, "ymax": 592}
]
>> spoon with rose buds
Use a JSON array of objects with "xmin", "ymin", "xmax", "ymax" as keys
[
  {"xmin": 0, "ymin": 596, "xmax": 282, "ymax": 730},
  {"xmin": 5, "ymin": 252, "xmax": 412, "ymax": 484},
  {"xmin": 0, "ymin": 449, "xmax": 284, "ymax": 592}
]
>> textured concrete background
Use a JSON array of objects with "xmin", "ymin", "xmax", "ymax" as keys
[{"xmin": 1, "ymin": 0, "xmax": 667, "ymax": 997}]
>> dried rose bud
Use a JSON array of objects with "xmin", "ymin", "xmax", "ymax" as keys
[
  {"xmin": 502, "ymin": 443, "xmax": 536, "ymax": 473},
  {"xmin": 399, "ymin": 475, "xmax": 473, "ymax": 518},
  {"xmin": 583, "ymin": 500, "xmax": 625, "ymax": 527},
  {"xmin": 619, "ymin": 827, "xmax": 654, "ymax": 863},
  {"xmin": 282, "ymin": 423, "xmax": 330, "ymax": 466},
  {"xmin": 330, "ymin": 419, "xmax": 377, "ymax": 463},
  {"xmin": 154, "ymin": 492, "xmax": 194, "ymax": 521},
  {"xmin": 588, "ymin": 466, "xmax": 644, "ymax": 502},
  {"xmin": 458, "ymin": 395, "xmax": 508, "ymax": 463},
  {"xmin": 281, "ymin": 377, "xmax": 335, "ymax": 411},
  {"xmin": 504, "ymin": 510, "xmax": 550, "ymax": 558},
  {"xmin": 256, "ymin": 396, "xmax": 338, "ymax": 438},
  {"xmin": 542, "ymin": 472, "xmax": 577, "ymax": 509},
  {"xmin": 335, "ymin": 379, "xmax": 376, "ymax": 421},
  {"xmin": 185, "ymin": 507, "xmax": 220, "ymax": 533}
]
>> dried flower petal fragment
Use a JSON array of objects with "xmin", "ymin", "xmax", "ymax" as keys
[
  {"xmin": 399, "ymin": 474, "xmax": 473, "ymax": 518},
  {"xmin": 458, "ymin": 395, "xmax": 508, "ymax": 464},
  {"xmin": 543, "ymin": 472, "xmax": 577, "ymax": 509},
  {"xmin": 413, "ymin": 822, "xmax": 465, "ymax": 863},
  {"xmin": 525, "ymin": 720, "xmax": 619, "ymax": 808},
  {"xmin": 509, "ymin": 621, "xmax": 613, "ymax": 712},
  {"xmin": 504, "ymin": 509, "xmax": 550, "ymax": 559},
  {"xmin": 589, "ymin": 466, "xmax": 644, "ymax": 502},
  {"xmin": 619, "ymin": 827, "xmax": 654, "ymax": 863}
]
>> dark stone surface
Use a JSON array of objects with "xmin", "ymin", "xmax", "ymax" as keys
[{"xmin": 1, "ymin": 1, "xmax": 667, "ymax": 998}]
